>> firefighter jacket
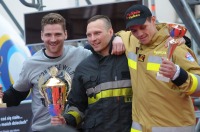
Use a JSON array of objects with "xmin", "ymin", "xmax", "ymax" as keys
[
  {"xmin": 116, "ymin": 23, "xmax": 200, "ymax": 132},
  {"xmin": 64, "ymin": 49, "xmax": 132, "ymax": 132}
]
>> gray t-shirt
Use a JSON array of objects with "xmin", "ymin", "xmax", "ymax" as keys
[{"xmin": 13, "ymin": 45, "xmax": 91, "ymax": 131}]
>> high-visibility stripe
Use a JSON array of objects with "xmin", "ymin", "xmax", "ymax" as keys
[
  {"xmin": 148, "ymin": 56, "xmax": 162, "ymax": 63},
  {"xmin": 128, "ymin": 52, "xmax": 138, "ymax": 60},
  {"xmin": 128, "ymin": 52, "xmax": 137, "ymax": 70},
  {"xmin": 88, "ymin": 88, "xmax": 132, "ymax": 104},
  {"xmin": 193, "ymin": 74, "xmax": 200, "ymax": 93},
  {"xmin": 68, "ymin": 111, "xmax": 82, "ymax": 125},
  {"xmin": 130, "ymin": 128, "xmax": 142, "ymax": 132},
  {"xmin": 131, "ymin": 121, "xmax": 142, "ymax": 132},
  {"xmin": 131, "ymin": 121, "xmax": 195, "ymax": 132},
  {"xmin": 128, "ymin": 54, "xmax": 162, "ymax": 71},
  {"xmin": 147, "ymin": 62, "xmax": 160, "ymax": 71},
  {"xmin": 187, "ymin": 73, "xmax": 198, "ymax": 95},
  {"xmin": 152, "ymin": 125, "xmax": 195, "ymax": 132},
  {"xmin": 67, "ymin": 106, "xmax": 84, "ymax": 119},
  {"xmin": 86, "ymin": 80, "xmax": 131, "ymax": 95},
  {"xmin": 128, "ymin": 58, "xmax": 137, "ymax": 69},
  {"xmin": 147, "ymin": 56, "xmax": 161, "ymax": 71}
]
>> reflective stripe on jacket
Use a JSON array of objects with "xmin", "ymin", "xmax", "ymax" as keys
[
  {"xmin": 86, "ymin": 80, "xmax": 132, "ymax": 104},
  {"xmin": 130, "ymin": 121, "xmax": 195, "ymax": 132}
]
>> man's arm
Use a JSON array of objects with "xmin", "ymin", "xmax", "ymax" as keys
[
  {"xmin": 112, "ymin": 36, "xmax": 126, "ymax": 54},
  {"xmin": 0, "ymin": 85, "xmax": 30, "ymax": 107},
  {"xmin": 160, "ymin": 45, "xmax": 200, "ymax": 97},
  {"xmin": 85, "ymin": 35, "xmax": 126, "ymax": 55}
]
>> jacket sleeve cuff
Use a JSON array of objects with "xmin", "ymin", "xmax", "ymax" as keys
[
  {"xmin": 63, "ymin": 114, "xmax": 77, "ymax": 127},
  {"xmin": 3, "ymin": 85, "xmax": 29, "ymax": 107},
  {"xmin": 172, "ymin": 67, "xmax": 188, "ymax": 86}
]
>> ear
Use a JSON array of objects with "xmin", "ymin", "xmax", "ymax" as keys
[
  {"xmin": 151, "ymin": 16, "xmax": 157, "ymax": 24},
  {"xmin": 64, "ymin": 30, "xmax": 68, "ymax": 39},
  {"xmin": 41, "ymin": 31, "xmax": 44, "ymax": 41},
  {"xmin": 109, "ymin": 28, "xmax": 114, "ymax": 35}
]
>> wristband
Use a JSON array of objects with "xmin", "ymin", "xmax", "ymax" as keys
[{"xmin": 172, "ymin": 64, "xmax": 180, "ymax": 80}]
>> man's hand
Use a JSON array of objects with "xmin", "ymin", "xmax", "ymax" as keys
[
  {"xmin": 111, "ymin": 36, "xmax": 125, "ymax": 55},
  {"xmin": 0, "ymin": 84, "xmax": 6, "ymax": 107},
  {"xmin": 51, "ymin": 116, "xmax": 66, "ymax": 126},
  {"xmin": 165, "ymin": 36, "xmax": 186, "ymax": 48},
  {"xmin": 159, "ymin": 58, "xmax": 177, "ymax": 79}
]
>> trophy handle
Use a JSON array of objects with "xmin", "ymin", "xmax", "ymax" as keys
[
  {"xmin": 167, "ymin": 40, "xmax": 178, "ymax": 60},
  {"xmin": 64, "ymin": 71, "xmax": 72, "ymax": 95},
  {"xmin": 38, "ymin": 75, "xmax": 46, "ymax": 99}
]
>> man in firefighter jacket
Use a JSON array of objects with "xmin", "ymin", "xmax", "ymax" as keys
[
  {"xmin": 115, "ymin": 4, "xmax": 200, "ymax": 132},
  {"xmin": 51, "ymin": 15, "xmax": 132, "ymax": 132}
]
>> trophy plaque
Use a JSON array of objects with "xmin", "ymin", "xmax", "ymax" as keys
[
  {"xmin": 156, "ymin": 24, "xmax": 187, "ymax": 82},
  {"xmin": 0, "ymin": 56, "xmax": 6, "ymax": 108},
  {"xmin": 40, "ymin": 66, "xmax": 71, "ymax": 116}
]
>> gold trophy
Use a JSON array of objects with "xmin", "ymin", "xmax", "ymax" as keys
[
  {"xmin": 39, "ymin": 66, "xmax": 71, "ymax": 116},
  {"xmin": 156, "ymin": 24, "xmax": 187, "ymax": 82},
  {"xmin": 0, "ymin": 56, "xmax": 6, "ymax": 108}
]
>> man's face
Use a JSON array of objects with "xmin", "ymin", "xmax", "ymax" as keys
[
  {"xmin": 86, "ymin": 19, "xmax": 113, "ymax": 56},
  {"xmin": 129, "ymin": 17, "xmax": 157, "ymax": 45},
  {"xmin": 41, "ymin": 24, "xmax": 67, "ymax": 57}
]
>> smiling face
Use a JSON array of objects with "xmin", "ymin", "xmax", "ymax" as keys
[
  {"xmin": 41, "ymin": 24, "xmax": 67, "ymax": 57},
  {"xmin": 40, "ymin": 13, "xmax": 67, "ymax": 57},
  {"xmin": 129, "ymin": 16, "xmax": 157, "ymax": 45},
  {"xmin": 86, "ymin": 18, "xmax": 113, "ymax": 56}
]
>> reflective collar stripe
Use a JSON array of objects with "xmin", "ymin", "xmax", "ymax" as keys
[
  {"xmin": 88, "ymin": 88, "xmax": 132, "ymax": 104},
  {"xmin": 187, "ymin": 73, "xmax": 200, "ymax": 95},
  {"xmin": 131, "ymin": 121, "xmax": 195, "ymax": 132},
  {"xmin": 128, "ymin": 52, "xmax": 137, "ymax": 70},
  {"xmin": 131, "ymin": 121, "xmax": 142, "ymax": 132},
  {"xmin": 86, "ymin": 80, "xmax": 131, "ymax": 95},
  {"xmin": 67, "ymin": 111, "xmax": 82, "ymax": 125}
]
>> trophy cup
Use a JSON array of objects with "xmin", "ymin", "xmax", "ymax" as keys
[
  {"xmin": 156, "ymin": 24, "xmax": 187, "ymax": 82},
  {"xmin": 0, "ymin": 56, "xmax": 6, "ymax": 108},
  {"xmin": 40, "ymin": 66, "xmax": 71, "ymax": 116}
]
